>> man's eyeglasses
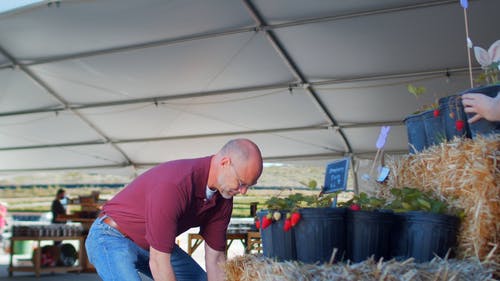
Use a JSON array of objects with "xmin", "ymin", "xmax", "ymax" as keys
[{"xmin": 230, "ymin": 164, "xmax": 249, "ymax": 189}]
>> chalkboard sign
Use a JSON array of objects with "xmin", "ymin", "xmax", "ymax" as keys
[{"xmin": 322, "ymin": 158, "xmax": 350, "ymax": 194}]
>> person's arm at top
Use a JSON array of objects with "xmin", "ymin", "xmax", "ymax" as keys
[
  {"xmin": 205, "ymin": 242, "xmax": 226, "ymax": 281},
  {"xmin": 149, "ymin": 246, "xmax": 177, "ymax": 281},
  {"xmin": 462, "ymin": 93, "xmax": 500, "ymax": 123}
]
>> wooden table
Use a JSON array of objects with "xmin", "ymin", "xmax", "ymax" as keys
[
  {"xmin": 9, "ymin": 235, "xmax": 85, "ymax": 277},
  {"xmin": 55, "ymin": 216, "xmax": 97, "ymax": 272},
  {"xmin": 187, "ymin": 231, "xmax": 261, "ymax": 256},
  {"xmin": 246, "ymin": 231, "xmax": 262, "ymax": 254}
]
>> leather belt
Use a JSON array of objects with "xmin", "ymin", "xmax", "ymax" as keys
[{"xmin": 98, "ymin": 212, "xmax": 128, "ymax": 237}]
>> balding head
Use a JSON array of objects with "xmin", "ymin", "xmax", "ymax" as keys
[
  {"xmin": 219, "ymin": 138, "xmax": 263, "ymax": 183},
  {"xmin": 210, "ymin": 138, "xmax": 263, "ymax": 198}
]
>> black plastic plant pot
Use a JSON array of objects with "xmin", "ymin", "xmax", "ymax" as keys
[
  {"xmin": 422, "ymin": 110, "xmax": 445, "ymax": 147},
  {"xmin": 438, "ymin": 95, "xmax": 471, "ymax": 141},
  {"xmin": 346, "ymin": 209, "xmax": 395, "ymax": 263},
  {"xmin": 404, "ymin": 112, "xmax": 427, "ymax": 154},
  {"xmin": 461, "ymin": 84, "xmax": 500, "ymax": 139},
  {"xmin": 293, "ymin": 207, "xmax": 346, "ymax": 264},
  {"xmin": 257, "ymin": 210, "xmax": 296, "ymax": 261},
  {"xmin": 391, "ymin": 211, "xmax": 460, "ymax": 263}
]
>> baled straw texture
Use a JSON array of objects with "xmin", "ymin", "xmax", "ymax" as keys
[
  {"xmin": 224, "ymin": 255, "xmax": 498, "ymax": 281},
  {"xmin": 384, "ymin": 136, "xmax": 499, "ymax": 264}
]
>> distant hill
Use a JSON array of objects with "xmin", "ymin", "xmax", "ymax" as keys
[{"xmin": 0, "ymin": 164, "xmax": 325, "ymax": 188}]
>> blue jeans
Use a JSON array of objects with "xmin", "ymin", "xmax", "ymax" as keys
[{"xmin": 85, "ymin": 216, "xmax": 207, "ymax": 281}]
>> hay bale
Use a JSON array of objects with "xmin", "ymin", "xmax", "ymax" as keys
[
  {"xmin": 224, "ymin": 254, "xmax": 498, "ymax": 281},
  {"xmin": 384, "ymin": 136, "xmax": 499, "ymax": 264}
]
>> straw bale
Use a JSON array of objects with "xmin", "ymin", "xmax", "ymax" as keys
[
  {"xmin": 224, "ymin": 255, "xmax": 498, "ymax": 281},
  {"xmin": 383, "ymin": 136, "xmax": 499, "ymax": 264}
]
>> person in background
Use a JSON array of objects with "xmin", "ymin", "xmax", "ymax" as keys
[
  {"xmin": 85, "ymin": 138, "xmax": 263, "ymax": 281},
  {"xmin": 51, "ymin": 189, "xmax": 67, "ymax": 224},
  {"xmin": 0, "ymin": 202, "xmax": 7, "ymax": 241},
  {"xmin": 462, "ymin": 92, "xmax": 500, "ymax": 123}
]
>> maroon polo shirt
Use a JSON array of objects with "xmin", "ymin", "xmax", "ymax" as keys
[{"xmin": 102, "ymin": 156, "xmax": 233, "ymax": 253}]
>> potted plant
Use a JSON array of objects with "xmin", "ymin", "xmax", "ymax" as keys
[
  {"xmin": 338, "ymin": 192, "xmax": 394, "ymax": 263},
  {"xmin": 404, "ymin": 84, "xmax": 436, "ymax": 153},
  {"xmin": 258, "ymin": 192, "xmax": 348, "ymax": 264},
  {"xmin": 404, "ymin": 85, "xmax": 469, "ymax": 153},
  {"xmin": 256, "ymin": 193, "xmax": 303, "ymax": 261},
  {"xmin": 386, "ymin": 187, "xmax": 463, "ymax": 262},
  {"xmin": 292, "ymin": 193, "xmax": 346, "ymax": 264},
  {"xmin": 438, "ymin": 93, "xmax": 470, "ymax": 142}
]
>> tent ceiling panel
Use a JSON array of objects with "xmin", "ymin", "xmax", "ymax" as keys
[
  {"xmin": 262, "ymin": 130, "xmax": 347, "ymax": 155},
  {"xmin": 155, "ymin": 88, "xmax": 329, "ymax": 130},
  {"xmin": 29, "ymin": 32, "xmax": 294, "ymax": 104},
  {"xmin": 0, "ymin": 52, "xmax": 7, "ymax": 66},
  {"xmin": 0, "ymin": 112, "xmax": 104, "ymax": 148},
  {"xmin": 118, "ymin": 137, "xmax": 251, "ymax": 164},
  {"xmin": 343, "ymin": 125, "xmax": 409, "ymax": 153},
  {"xmin": 0, "ymin": 68, "xmax": 60, "ymax": 112},
  {"xmin": 0, "ymin": 144, "xmax": 125, "ymax": 170},
  {"xmin": 118, "ymin": 130, "xmax": 343, "ymax": 164},
  {"xmin": 272, "ymin": 1, "xmax": 494, "ymax": 80},
  {"xmin": 79, "ymin": 88, "xmax": 327, "ymax": 140},
  {"xmin": 79, "ymin": 102, "xmax": 250, "ymax": 140},
  {"xmin": 316, "ymin": 74, "xmax": 472, "ymax": 123},
  {"xmin": 253, "ymin": 0, "xmax": 437, "ymax": 23},
  {"xmin": 0, "ymin": 0, "xmax": 497, "ymax": 176},
  {"xmin": 198, "ymin": 33, "xmax": 297, "ymax": 92},
  {"xmin": 0, "ymin": 0, "xmax": 254, "ymax": 60}
]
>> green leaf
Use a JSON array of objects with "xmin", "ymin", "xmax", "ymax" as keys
[
  {"xmin": 430, "ymin": 200, "xmax": 445, "ymax": 214},
  {"xmin": 359, "ymin": 192, "xmax": 368, "ymax": 201},
  {"xmin": 308, "ymin": 180, "xmax": 317, "ymax": 189},
  {"xmin": 402, "ymin": 202, "xmax": 413, "ymax": 210},
  {"xmin": 407, "ymin": 84, "xmax": 426, "ymax": 98},
  {"xmin": 389, "ymin": 199, "xmax": 402, "ymax": 209},
  {"xmin": 390, "ymin": 189, "xmax": 401, "ymax": 196},
  {"xmin": 417, "ymin": 198, "xmax": 431, "ymax": 211}
]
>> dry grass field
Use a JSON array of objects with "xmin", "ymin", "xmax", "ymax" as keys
[{"xmin": 0, "ymin": 164, "xmax": 335, "ymax": 217}]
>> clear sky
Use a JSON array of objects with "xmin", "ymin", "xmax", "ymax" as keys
[{"xmin": 0, "ymin": 0, "xmax": 43, "ymax": 14}]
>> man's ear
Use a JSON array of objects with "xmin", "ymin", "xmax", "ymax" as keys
[{"xmin": 220, "ymin": 156, "xmax": 230, "ymax": 167}]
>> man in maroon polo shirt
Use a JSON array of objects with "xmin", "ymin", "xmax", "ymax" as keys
[{"xmin": 85, "ymin": 138, "xmax": 263, "ymax": 281}]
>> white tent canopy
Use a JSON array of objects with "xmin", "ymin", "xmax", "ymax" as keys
[{"xmin": 0, "ymin": 0, "xmax": 498, "ymax": 177}]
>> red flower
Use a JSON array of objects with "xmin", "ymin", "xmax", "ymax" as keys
[{"xmin": 433, "ymin": 109, "xmax": 440, "ymax": 118}]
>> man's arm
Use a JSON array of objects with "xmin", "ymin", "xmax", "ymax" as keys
[
  {"xmin": 150, "ymin": 246, "xmax": 177, "ymax": 281},
  {"xmin": 204, "ymin": 242, "xmax": 226, "ymax": 281}
]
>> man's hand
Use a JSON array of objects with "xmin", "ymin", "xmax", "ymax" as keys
[
  {"xmin": 205, "ymin": 243, "xmax": 226, "ymax": 281},
  {"xmin": 150, "ymin": 246, "xmax": 177, "ymax": 281}
]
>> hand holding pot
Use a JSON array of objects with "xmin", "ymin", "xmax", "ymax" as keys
[{"xmin": 462, "ymin": 92, "xmax": 500, "ymax": 123}]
